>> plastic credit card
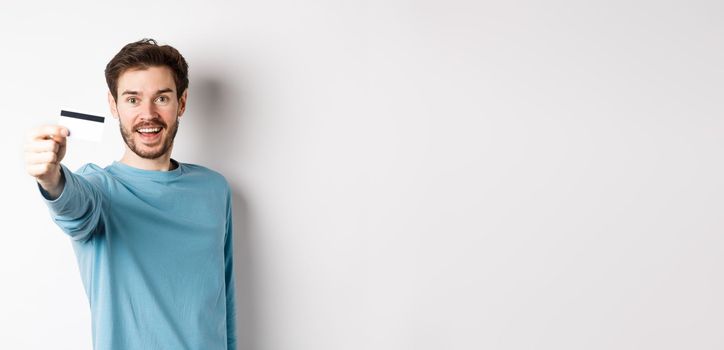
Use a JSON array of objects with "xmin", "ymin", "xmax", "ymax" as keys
[{"xmin": 58, "ymin": 110, "xmax": 105, "ymax": 142}]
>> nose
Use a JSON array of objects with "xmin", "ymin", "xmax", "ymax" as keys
[{"xmin": 138, "ymin": 99, "xmax": 158, "ymax": 120}]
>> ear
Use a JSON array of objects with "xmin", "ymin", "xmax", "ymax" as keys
[
  {"xmin": 107, "ymin": 91, "xmax": 119, "ymax": 119},
  {"xmin": 177, "ymin": 89, "xmax": 188, "ymax": 118}
]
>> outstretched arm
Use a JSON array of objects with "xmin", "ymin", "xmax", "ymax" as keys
[{"xmin": 26, "ymin": 125, "xmax": 104, "ymax": 243}]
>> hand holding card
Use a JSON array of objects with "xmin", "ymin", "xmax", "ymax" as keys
[{"xmin": 58, "ymin": 110, "xmax": 106, "ymax": 142}]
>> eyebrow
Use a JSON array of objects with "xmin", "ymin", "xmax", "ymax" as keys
[{"xmin": 121, "ymin": 88, "xmax": 175, "ymax": 96}]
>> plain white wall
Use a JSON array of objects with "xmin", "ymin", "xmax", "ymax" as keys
[{"xmin": 2, "ymin": 1, "xmax": 723, "ymax": 349}]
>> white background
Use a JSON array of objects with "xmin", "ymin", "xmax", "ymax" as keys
[{"xmin": 2, "ymin": 1, "xmax": 723, "ymax": 349}]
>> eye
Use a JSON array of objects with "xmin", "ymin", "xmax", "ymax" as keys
[
  {"xmin": 127, "ymin": 97, "xmax": 138, "ymax": 104},
  {"xmin": 155, "ymin": 95, "xmax": 169, "ymax": 104}
]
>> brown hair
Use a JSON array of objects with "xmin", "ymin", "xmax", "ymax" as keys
[{"xmin": 104, "ymin": 38, "xmax": 189, "ymax": 101}]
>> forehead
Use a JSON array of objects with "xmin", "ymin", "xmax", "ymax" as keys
[{"xmin": 117, "ymin": 66, "xmax": 176, "ymax": 92}]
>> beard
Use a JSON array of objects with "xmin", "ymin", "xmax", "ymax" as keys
[{"xmin": 119, "ymin": 116, "xmax": 180, "ymax": 160}]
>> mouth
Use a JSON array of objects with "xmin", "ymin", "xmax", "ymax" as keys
[{"xmin": 135, "ymin": 126, "xmax": 163, "ymax": 142}]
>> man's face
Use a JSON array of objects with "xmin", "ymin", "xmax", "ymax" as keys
[{"xmin": 109, "ymin": 66, "xmax": 187, "ymax": 160}]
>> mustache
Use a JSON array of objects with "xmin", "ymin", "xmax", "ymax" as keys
[{"xmin": 133, "ymin": 120, "xmax": 167, "ymax": 129}]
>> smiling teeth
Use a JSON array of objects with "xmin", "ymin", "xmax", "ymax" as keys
[{"xmin": 138, "ymin": 128, "xmax": 161, "ymax": 133}]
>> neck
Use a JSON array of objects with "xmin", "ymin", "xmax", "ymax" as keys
[{"xmin": 120, "ymin": 148, "xmax": 176, "ymax": 171}]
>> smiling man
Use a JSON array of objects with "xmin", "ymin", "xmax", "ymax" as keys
[{"xmin": 24, "ymin": 39, "xmax": 237, "ymax": 349}]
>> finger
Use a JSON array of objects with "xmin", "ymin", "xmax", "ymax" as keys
[
  {"xmin": 27, "ymin": 125, "xmax": 70, "ymax": 142},
  {"xmin": 25, "ymin": 151, "xmax": 58, "ymax": 165},
  {"xmin": 49, "ymin": 127, "xmax": 70, "ymax": 144},
  {"xmin": 25, "ymin": 151, "xmax": 59, "ymax": 165},
  {"xmin": 24, "ymin": 139, "xmax": 60, "ymax": 153},
  {"xmin": 26, "ymin": 162, "xmax": 57, "ymax": 177},
  {"xmin": 26, "ymin": 126, "xmax": 58, "ymax": 140}
]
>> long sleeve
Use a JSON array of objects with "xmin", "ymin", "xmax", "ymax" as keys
[
  {"xmin": 225, "ymin": 190, "xmax": 238, "ymax": 349},
  {"xmin": 41, "ymin": 164, "xmax": 105, "ymax": 243},
  {"xmin": 37, "ymin": 161, "xmax": 236, "ymax": 349}
]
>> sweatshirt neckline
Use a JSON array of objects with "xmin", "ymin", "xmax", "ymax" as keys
[{"xmin": 110, "ymin": 159, "xmax": 184, "ymax": 180}]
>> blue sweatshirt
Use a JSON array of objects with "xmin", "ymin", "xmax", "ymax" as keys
[{"xmin": 41, "ymin": 160, "xmax": 236, "ymax": 350}]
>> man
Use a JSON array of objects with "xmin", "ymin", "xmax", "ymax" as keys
[{"xmin": 24, "ymin": 38, "xmax": 237, "ymax": 350}]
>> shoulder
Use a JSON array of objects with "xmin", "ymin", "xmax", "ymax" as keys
[
  {"xmin": 52, "ymin": 163, "xmax": 115, "ymax": 196},
  {"xmin": 72, "ymin": 163, "xmax": 114, "ymax": 186},
  {"xmin": 75, "ymin": 163, "xmax": 105, "ymax": 174},
  {"xmin": 180, "ymin": 162, "xmax": 231, "ymax": 191}
]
